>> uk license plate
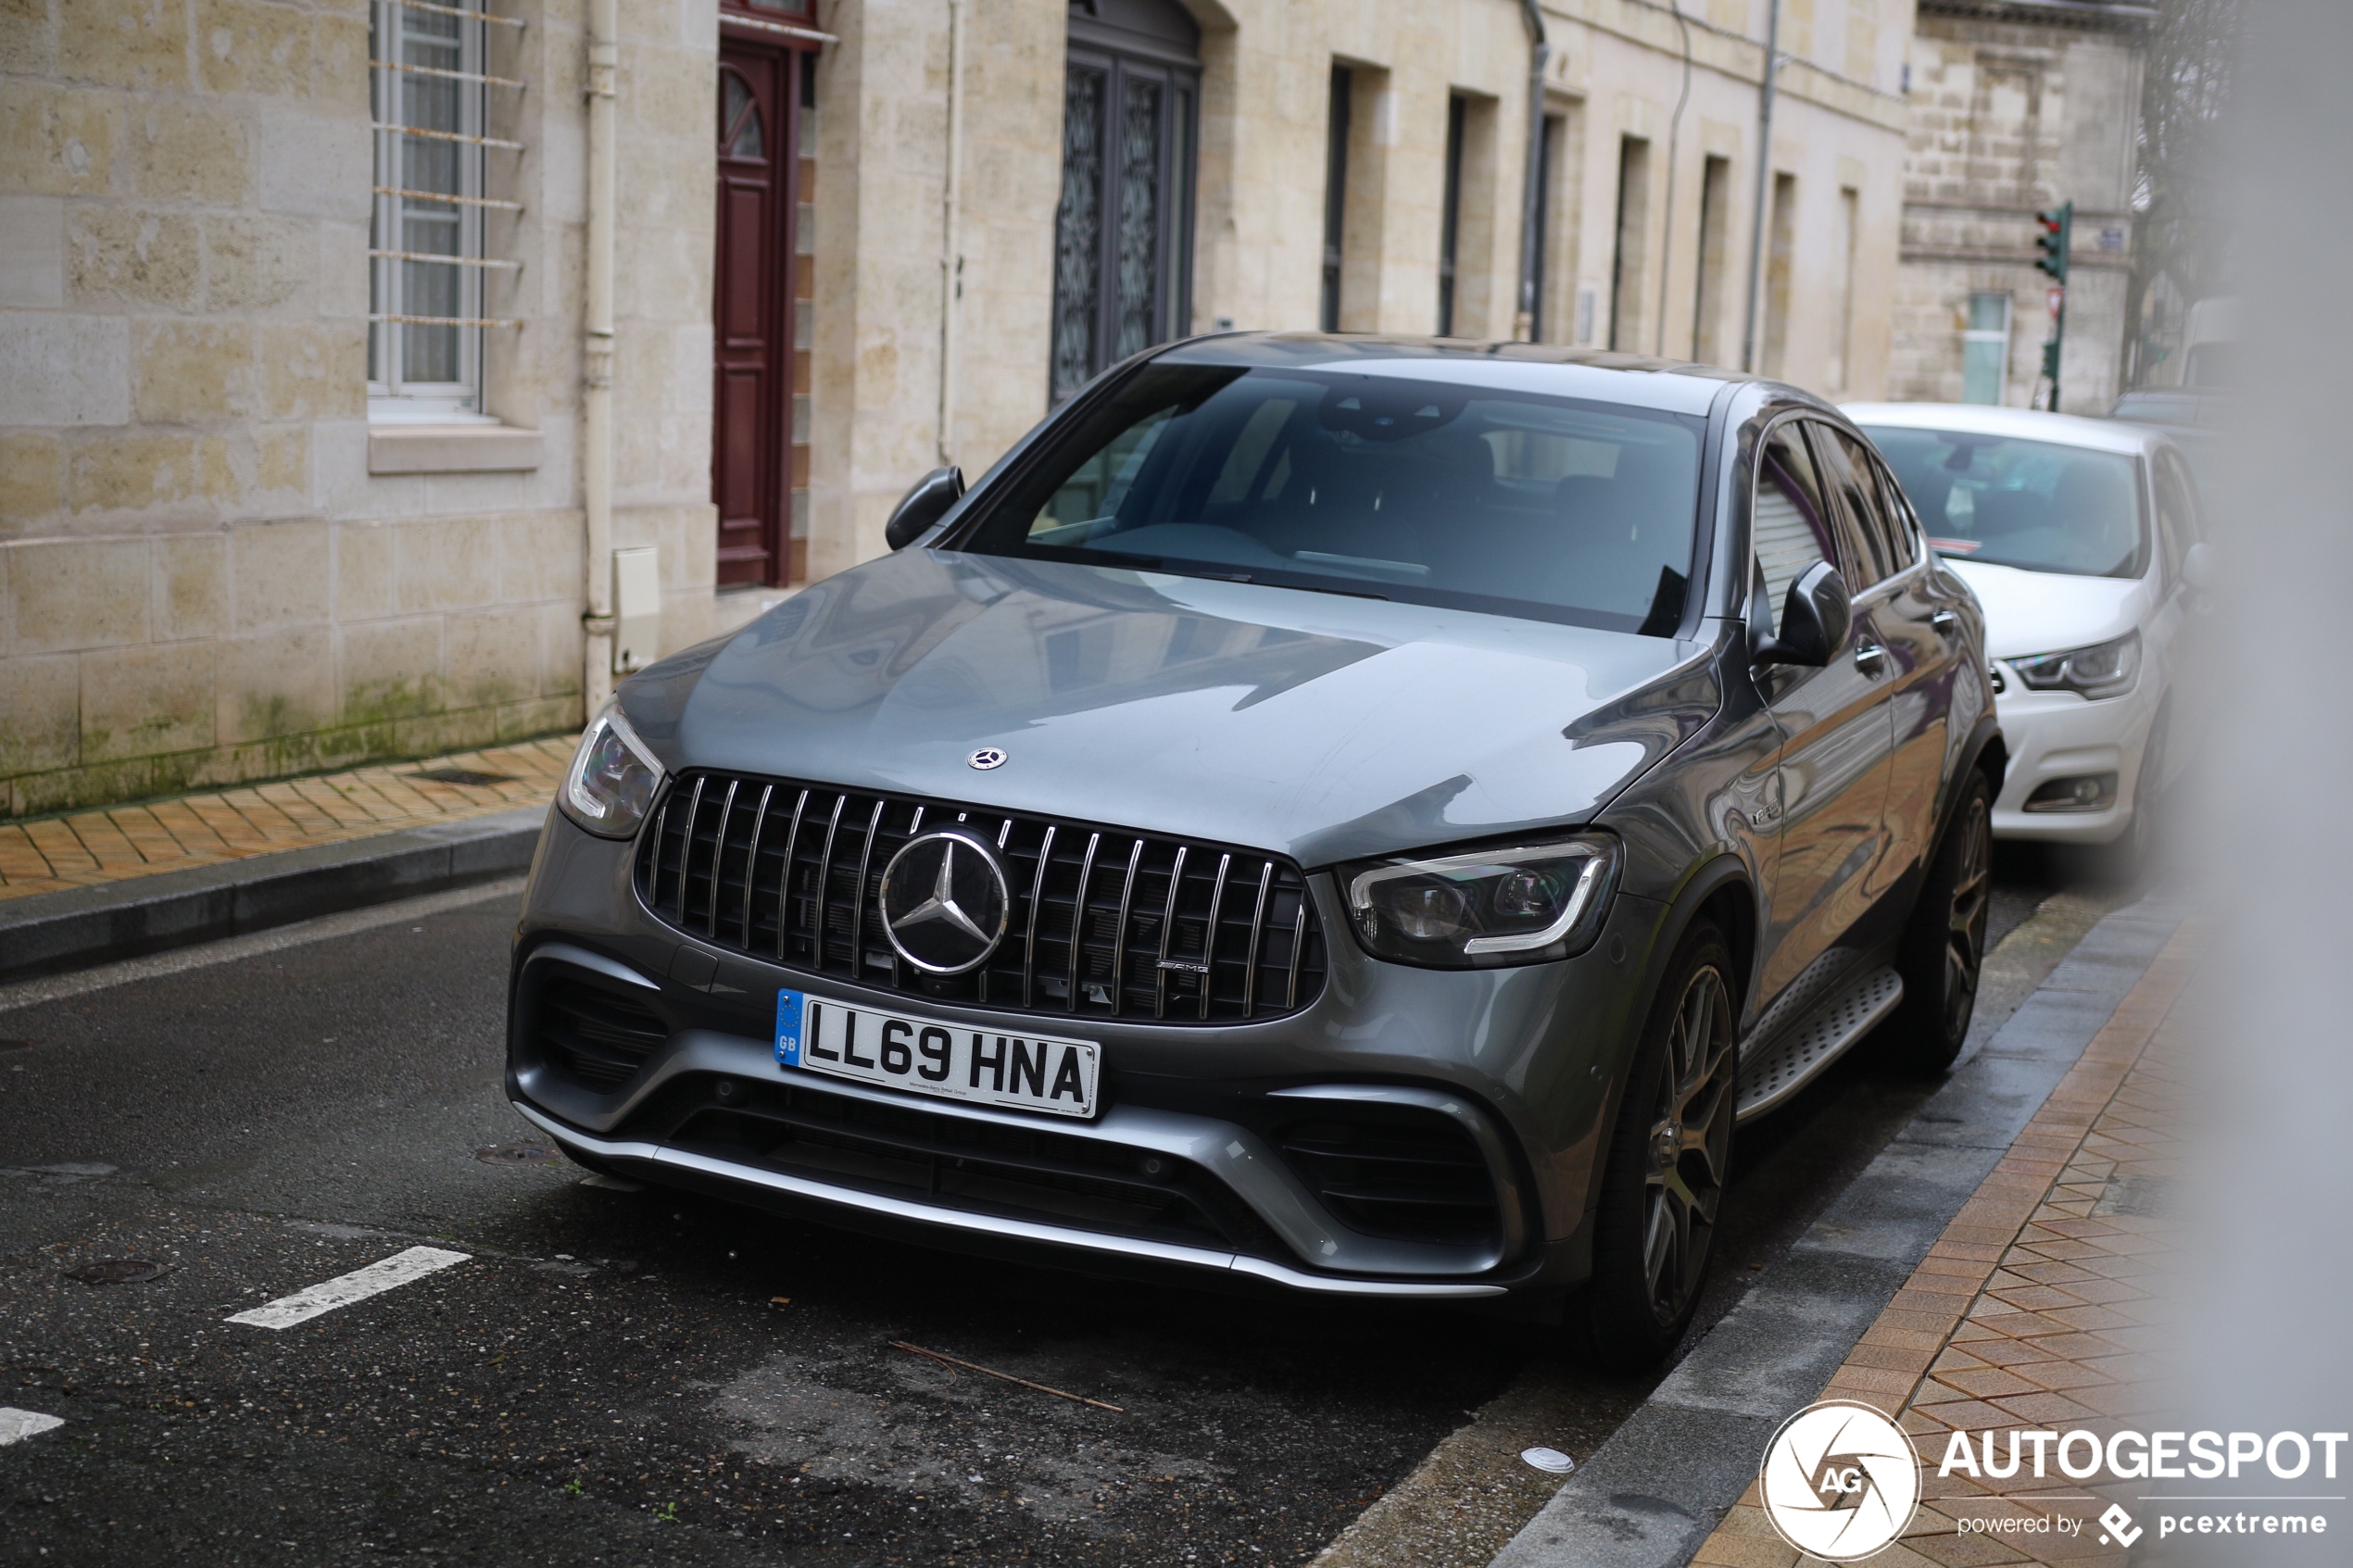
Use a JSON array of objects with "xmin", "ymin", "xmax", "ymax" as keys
[{"xmin": 774, "ymin": 990, "xmax": 1101, "ymax": 1119}]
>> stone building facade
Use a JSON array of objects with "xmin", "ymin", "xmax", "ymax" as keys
[
  {"xmin": 2, "ymin": 0, "xmax": 1918, "ymax": 819},
  {"xmin": 1889, "ymin": 0, "xmax": 2149, "ymax": 410}
]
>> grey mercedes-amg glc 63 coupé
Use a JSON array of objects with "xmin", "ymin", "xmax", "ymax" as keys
[{"xmin": 509, "ymin": 334, "xmax": 2000, "ymax": 1367}]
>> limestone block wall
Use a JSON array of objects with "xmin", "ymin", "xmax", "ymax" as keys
[
  {"xmin": 800, "ymin": 0, "xmax": 1919, "ymax": 596},
  {"xmin": 0, "ymin": 0, "xmax": 738, "ymax": 818},
  {"xmin": 1887, "ymin": 7, "xmax": 2144, "ymax": 409}
]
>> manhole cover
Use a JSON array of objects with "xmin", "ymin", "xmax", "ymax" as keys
[
  {"xmin": 477, "ymin": 1144, "xmax": 563, "ymax": 1167},
  {"xmin": 413, "ymin": 767, "xmax": 515, "ymax": 787},
  {"xmin": 65, "ymin": 1259, "xmax": 170, "ymax": 1286}
]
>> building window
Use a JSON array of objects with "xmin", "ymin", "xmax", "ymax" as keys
[
  {"xmin": 369, "ymin": 1, "xmax": 520, "ymax": 421},
  {"xmin": 1529, "ymin": 111, "xmax": 1562, "ymax": 341},
  {"xmin": 1609, "ymin": 136, "xmax": 1650, "ymax": 352},
  {"xmin": 1321, "ymin": 65, "xmax": 1351, "ymax": 332},
  {"xmin": 1962, "ymin": 291, "xmax": 2012, "ymax": 405},
  {"xmin": 1760, "ymin": 171, "xmax": 1796, "ymax": 379},
  {"xmin": 1437, "ymin": 94, "xmax": 1467, "ymax": 335},
  {"xmin": 1829, "ymin": 186, "xmax": 1859, "ymax": 392},
  {"xmin": 1051, "ymin": 0, "xmax": 1200, "ymax": 404},
  {"xmin": 1691, "ymin": 154, "xmax": 1732, "ymax": 364}
]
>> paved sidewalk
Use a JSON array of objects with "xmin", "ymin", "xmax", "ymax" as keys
[
  {"xmin": 0, "ymin": 734, "xmax": 577, "ymax": 904},
  {"xmin": 1690, "ymin": 924, "xmax": 2193, "ymax": 1568}
]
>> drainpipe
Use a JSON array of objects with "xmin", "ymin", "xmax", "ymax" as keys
[
  {"xmin": 1514, "ymin": 0, "xmax": 1548, "ymax": 342},
  {"xmin": 580, "ymin": 0, "xmax": 619, "ymax": 716},
  {"xmin": 1740, "ymin": 0, "xmax": 1780, "ymax": 374},
  {"xmin": 937, "ymin": 0, "xmax": 966, "ymax": 465},
  {"xmin": 1655, "ymin": 0, "xmax": 1692, "ymax": 357}
]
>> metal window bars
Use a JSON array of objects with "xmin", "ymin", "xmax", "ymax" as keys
[
  {"xmin": 635, "ymin": 771, "xmax": 1328, "ymax": 1025},
  {"xmin": 369, "ymin": 0, "xmax": 525, "ymax": 400}
]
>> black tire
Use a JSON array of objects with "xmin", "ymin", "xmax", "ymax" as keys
[
  {"xmin": 1579, "ymin": 922, "xmax": 1738, "ymax": 1373},
  {"xmin": 1889, "ymin": 771, "xmax": 1993, "ymax": 1075}
]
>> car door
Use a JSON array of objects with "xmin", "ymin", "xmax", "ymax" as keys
[
  {"xmin": 1813, "ymin": 424, "xmax": 1963, "ymax": 899},
  {"xmin": 1750, "ymin": 418, "xmax": 1897, "ymax": 1014}
]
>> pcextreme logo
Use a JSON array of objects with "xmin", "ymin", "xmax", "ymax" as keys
[{"xmin": 1759, "ymin": 1400, "xmax": 1923, "ymax": 1561}]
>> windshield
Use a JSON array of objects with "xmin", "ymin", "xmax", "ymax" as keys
[
  {"xmin": 953, "ymin": 365, "xmax": 1706, "ymax": 633},
  {"xmin": 1861, "ymin": 427, "xmax": 2147, "ymax": 579}
]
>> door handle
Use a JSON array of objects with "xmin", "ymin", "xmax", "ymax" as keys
[
  {"xmin": 1931, "ymin": 608, "xmax": 1959, "ymax": 635},
  {"xmin": 1854, "ymin": 644, "xmax": 1889, "ymax": 676}
]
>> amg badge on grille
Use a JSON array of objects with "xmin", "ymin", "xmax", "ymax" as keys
[{"xmin": 877, "ymin": 829, "xmax": 1013, "ymax": 974}]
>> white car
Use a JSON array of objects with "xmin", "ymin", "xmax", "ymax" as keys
[{"xmin": 1842, "ymin": 404, "xmax": 2208, "ymax": 850}]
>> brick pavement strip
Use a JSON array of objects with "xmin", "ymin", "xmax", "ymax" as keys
[
  {"xmin": 1688, "ymin": 927, "xmax": 2194, "ymax": 1568},
  {"xmin": 0, "ymin": 734, "xmax": 577, "ymax": 903}
]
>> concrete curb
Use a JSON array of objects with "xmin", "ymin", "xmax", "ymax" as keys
[
  {"xmin": 0, "ymin": 805, "xmax": 547, "ymax": 985},
  {"xmin": 1488, "ymin": 896, "xmax": 2189, "ymax": 1568}
]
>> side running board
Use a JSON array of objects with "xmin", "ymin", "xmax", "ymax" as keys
[{"xmin": 1734, "ymin": 966, "xmax": 1905, "ymax": 1123}]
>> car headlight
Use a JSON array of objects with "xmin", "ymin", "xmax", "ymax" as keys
[
  {"xmin": 2008, "ymin": 630, "xmax": 2140, "ymax": 700},
  {"xmin": 1342, "ymin": 834, "xmax": 1621, "ymax": 968},
  {"xmin": 559, "ymin": 702, "xmax": 665, "ymax": 837}
]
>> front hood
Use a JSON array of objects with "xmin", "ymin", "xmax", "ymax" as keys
[
  {"xmin": 621, "ymin": 550, "xmax": 1718, "ymax": 868},
  {"xmin": 1945, "ymin": 558, "xmax": 2150, "ymax": 661}
]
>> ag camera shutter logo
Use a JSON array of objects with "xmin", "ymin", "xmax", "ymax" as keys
[{"xmin": 1760, "ymin": 1400, "xmax": 1923, "ymax": 1561}]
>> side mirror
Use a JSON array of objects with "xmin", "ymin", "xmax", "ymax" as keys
[
  {"xmin": 2180, "ymin": 540, "xmax": 2215, "ymax": 593},
  {"xmin": 1753, "ymin": 560, "xmax": 1853, "ymax": 668},
  {"xmin": 884, "ymin": 466, "xmax": 965, "ymax": 550}
]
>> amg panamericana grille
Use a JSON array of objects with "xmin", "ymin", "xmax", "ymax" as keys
[{"xmin": 634, "ymin": 771, "xmax": 1326, "ymax": 1023}]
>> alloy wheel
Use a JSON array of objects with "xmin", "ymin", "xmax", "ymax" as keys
[
  {"xmin": 1942, "ymin": 796, "xmax": 1993, "ymax": 1035},
  {"xmin": 1641, "ymin": 963, "xmax": 1735, "ymax": 1324}
]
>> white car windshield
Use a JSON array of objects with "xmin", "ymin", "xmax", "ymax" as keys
[
  {"xmin": 959, "ymin": 365, "xmax": 1706, "ymax": 634},
  {"xmin": 1864, "ymin": 427, "xmax": 2147, "ymax": 579}
]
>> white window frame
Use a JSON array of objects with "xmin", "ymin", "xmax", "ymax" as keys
[
  {"xmin": 1961, "ymin": 291, "xmax": 2012, "ymax": 407},
  {"xmin": 370, "ymin": 0, "xmax": 516, "ymax": 423}
]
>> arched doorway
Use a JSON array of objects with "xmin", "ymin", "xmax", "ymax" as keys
[{"xmin": 1051, "ymin": 0, "xmax": 1201, "ymax": 403}]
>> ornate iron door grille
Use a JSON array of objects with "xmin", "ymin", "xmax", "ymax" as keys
[{"xmin": 1051, "ymin": 26, "xmax": 1197, "ymax": 403}]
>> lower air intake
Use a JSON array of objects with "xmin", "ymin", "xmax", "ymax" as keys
[
  {"xmin": 1277, "ymin": 1110, "xmax": 1501, "ymax": 1248},
  {"xmin": 535, "ymin": 973, "xmax": 669, "ymax": 1091}
]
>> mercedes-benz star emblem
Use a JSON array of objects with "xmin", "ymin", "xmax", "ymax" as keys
[
  {"xmin": 877, "ymin": 829, "xmax": 1012, "ymax": 974},
  {"xmin": 967, "ymin": 746, "xmax": 1007, "ymax": 771}
]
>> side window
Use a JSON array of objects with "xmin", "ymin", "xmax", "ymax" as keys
[
  {"xmin": 1869, "ymin": 454, "xmax": 1923, "ymax": 571},
  {"xmin": 1806, "ymin": 423, "xmax": 1897, "ymax": 586},
  {"xmin": 1754, "ymin": 421, "xmax": 1834, "ymax": 637},
  {"xmin": 2151, "ymin": 454, "xmax": 2198, "ymax": 583}
]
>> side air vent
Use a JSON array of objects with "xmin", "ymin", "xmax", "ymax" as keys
[
  {"xmin": 632, "ymin": 771, "xmax": 1327, "ymax": 1025},
  {"xmin": 1277, "ymin": 1111, "xmax": 1501, "ymax": 1248},
  {"xmin": 535, "ymin": 973, "xmax": 669, "ymax": 1091}
]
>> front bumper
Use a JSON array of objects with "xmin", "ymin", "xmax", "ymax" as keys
[
  {"xmin": 507, "ymin": 809, "xmax": 1666, "ymax": 1299},
  {"xmin": 1987, "ymin": 677, "xmax": 2158, "ymax": 845}
]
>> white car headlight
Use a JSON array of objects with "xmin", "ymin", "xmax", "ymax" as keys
[
  {"xmin": 1343, "ymin": 834, "xmax": 1621, "ymax": 968},
  {"xmin": 2009, "ymin": 630, "xmax": 2140, "ymax": 700},
  {"xmin": 559, "ymin": 702, "xmax": 665, "ymax": 837}
]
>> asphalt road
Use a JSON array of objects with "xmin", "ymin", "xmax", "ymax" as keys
[{"xmin": 0, "ymin": 843, "xmax": 2129, "ymax": 1568}]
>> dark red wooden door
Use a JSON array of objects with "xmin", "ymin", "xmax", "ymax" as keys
[{"xmin": 712, "ymin": 46, "xmax": 792, "ymax": 587}]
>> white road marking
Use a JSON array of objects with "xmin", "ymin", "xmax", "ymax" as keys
[
  {"xmin": 0, "ymin": 1408, "xmax": 65, "ymax": 1446},
  {"xmin": 228, "ymin": 1246, "xmax": 470, "ymax": 1328}
]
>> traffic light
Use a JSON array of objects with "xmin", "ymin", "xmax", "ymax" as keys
[{"xmin": 2034, "ymin": 203, "xmax": 2072, "ymax": 283}]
